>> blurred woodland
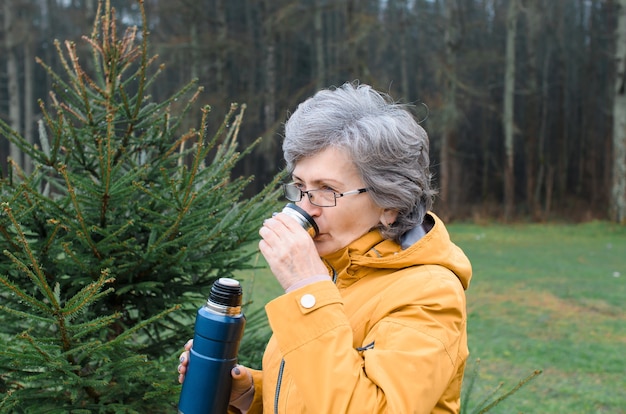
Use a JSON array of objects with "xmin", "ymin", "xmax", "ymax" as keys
[{"xmin": 2, "ymin": 0, "xmax": 626, "ymax": 223}]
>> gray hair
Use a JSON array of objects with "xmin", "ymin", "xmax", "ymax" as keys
[{"xmin": 283, "ymin": 81, "xmax": 436, "ymax": 243}]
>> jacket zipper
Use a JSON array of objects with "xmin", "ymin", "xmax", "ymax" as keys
[
  {"xmin": 273, "ymin": 265, "xmax": 338, "ymax": 414},
  {"xmin": 273, "ymin": 359, "xmax": 285, "ymax": 414}
]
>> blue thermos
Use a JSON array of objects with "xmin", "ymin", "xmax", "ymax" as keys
[{"xmin": 178, "ymin": 277, "xmax": 246, "ymax": 414}]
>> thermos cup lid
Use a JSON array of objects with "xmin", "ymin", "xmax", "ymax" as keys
[
  {"xmin": 209, "ymin": 278, "xmax": 243, "ymax": 308},
  {"xmin": 283, "ymin": 203, "xmax": 319, "ymax": 237}
]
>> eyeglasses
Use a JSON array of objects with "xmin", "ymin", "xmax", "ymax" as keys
[{"xmin": 282, "ymin": 183, "xmax": 368, "ymax": 207}]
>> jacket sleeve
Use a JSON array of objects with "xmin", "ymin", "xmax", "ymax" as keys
[{"xmin": 264, "ymin": 268, "xmax": 467, "ymax": 413}]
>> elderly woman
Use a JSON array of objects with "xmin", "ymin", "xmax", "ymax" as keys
[{"xmin": 179, "ymin": 82, "xmax": 472, "ymax": 413}]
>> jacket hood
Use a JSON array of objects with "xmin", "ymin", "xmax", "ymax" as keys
[{"xmin": 322, "ymin": 212, "xmax": 472, "ymax": 290}]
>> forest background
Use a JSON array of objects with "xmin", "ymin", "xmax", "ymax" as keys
[{"xmin": 2, "ymin": 0, "xmax": 626, "ymax": 224}]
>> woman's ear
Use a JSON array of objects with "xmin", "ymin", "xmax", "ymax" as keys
[{"xmin": 380, "ymin": 209, "xmax": 398, "ymax": 227}]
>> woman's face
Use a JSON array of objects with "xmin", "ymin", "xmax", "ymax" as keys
[{"xmin": 291, "ymin": 147, "xmax": 386, "ymax": 257}]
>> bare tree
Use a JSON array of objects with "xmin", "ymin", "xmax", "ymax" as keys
[
  {"xmin": 521, "ymin": 0, "xmax": 543, "ymax": 219},
  {"xmin": 260, "ymin": 0, "xmax": 277, "ymax": 133},
  {"xmin": 438, "ymin": 0, "xmax": 463, "ymax": 219},
  {"xmin": 215, "ymin": 0, "xmax": 227, "ymax": 93},
  {"xmin": 503, "ymin": 0, "xmax": 519, "ymax": 221},
  {"xmin": 611, "ymin": 0, "xmax": 626, "ymax": 223},
  {"xmin": 4, "ymin": 0, "xmax": 22, "ymax": 171},
  {"xmin": 314, "ymin": 0, "xmax": 327, "ymax": 90}
]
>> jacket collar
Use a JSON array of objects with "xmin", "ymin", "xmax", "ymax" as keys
[{"xmin": 321, "ymin": 212, "xmax": 472, "ymax": 290}]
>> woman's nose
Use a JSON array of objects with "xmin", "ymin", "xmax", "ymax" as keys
[{"xmin": 299, "ymin": 193, "xmax": 322, "ymax": 217}]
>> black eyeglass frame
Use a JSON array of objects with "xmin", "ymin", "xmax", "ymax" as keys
[{"xmin": 282, "ymin": 183, "xmax": 368, "ymax": 207}]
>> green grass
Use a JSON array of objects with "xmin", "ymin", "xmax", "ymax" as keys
[{"xmin": 236, "ymin": 221, "xmax": 626, "ymax": 413}]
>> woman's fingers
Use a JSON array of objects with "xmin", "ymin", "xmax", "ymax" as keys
[
  {"xmin": 230, "ymin": 365, "xmax": 253, "ymax": 401},
  {"xmin": 177, "ymin": 339, "xmax": 193, "ymax": 383}
]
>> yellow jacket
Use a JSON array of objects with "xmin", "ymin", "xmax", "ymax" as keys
[{"xmin": 246, "ymin": 212, "xmax": 472, "ymax": 413}]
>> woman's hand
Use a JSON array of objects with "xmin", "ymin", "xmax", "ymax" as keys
[
  {"xmin": 177, "ymin": 339, "xmax": 193, "ymax": 384},
  {"xmin": 178, "ymin": 339, "xmax": 253, "ymax": 402},
  {"xmin": 259, "ymin": 212, "xmax": 328, "ymax": 291}
]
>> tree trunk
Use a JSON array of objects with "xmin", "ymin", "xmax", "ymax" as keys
[
  {"xmin": 399, "ymin": 0, "xmax": 410, "ymax": 100},
  {"xmin": 611, "ymin": 0, "xmax": 626, "ymax": 223},
  {"xmin": 215, "ymin": 0, "xmax": 227, "ymax": 94},
  {"xmin": 536, "ymin": 42, "xmax": 553, "ymax": 218},
  {"xmin": 190, "ymin": 23, "xmax": 199, "ymax": 81},
  {"xmin": 438, "ymin": 0, "xmax": 462, "ymax": 219},
  {"xmin": 261, "ymin": 0, "xmax": 277, "ymax": 132},
  {"xmin": 522, "ymin": 0, "xmax": 542, "ymax": 219},
  {"xmin": 4, "ymin": 0, "xmax": 22, "ymax": 171},
  {"xmin": 503, "ymin": 0, "xmax": 518, "ymax": 221},
  {"xmin": 24, "ymin": 31, "xmax": 35, "ymax": 175},
  {"xmin": 314, "ymin": 0, "xmax": 326, "ymax": 90}
]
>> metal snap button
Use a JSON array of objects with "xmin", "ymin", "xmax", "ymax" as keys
[{"xmin": 300, "ymin": 293, "xmax": 316, "ymax": 309}]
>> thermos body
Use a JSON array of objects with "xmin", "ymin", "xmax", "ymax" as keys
[{"xmin": 178, "ymin": 278, "xmax": 246, "ymax": 414}]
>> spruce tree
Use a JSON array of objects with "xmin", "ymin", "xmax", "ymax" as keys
[{"xmin": 0, "ymin": 1, "xmax": 279, "ymax": 411}]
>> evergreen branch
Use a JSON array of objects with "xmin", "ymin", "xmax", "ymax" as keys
[
  {"xmin": 45, "ymin": 42, "xmax": 92, "ymax": 120},
  {"xmin": 0, "ymin": 389, "xmax": 18, "ymax": 413},
  {"xmin": 131, "ymin": 179, "xmax": 178, "ymax": 209},
  {"xmin": 149, "ymin": 169, "xmax": 195, "ymax": 246},
  {"xmin": 58, "ymin": 101, "xmax": 88, "ymax": 124},
  {"xmin": 43, "ymin": 91, "xmax": 91, "ymax": 169},
  {"xmin": 69, "ymin": 313, "xmax": 122, "ymax": 340},
  {"xmin": 88, "ymin": 0, "xmax": 106, "ymax": 87},
  {"xmin": 164, "ymin": 128, "xmax": 199, "ymax": 159},
  {"xmin": 460, "ymin": 358, "xmax": 481, "ymax": 414},
  {"xmin": 97, "ymin": 111, "xmax": 116, "ymax": 228},
  {"xmin": 0, "ymin": 120, "xmax": 42, "ymax": 165},
  {"xmin": 36, "ymin": 99, "xmax": 63, "ymax": 166},
  {"xmin": 54, "ymin": 306, "xmax": 72, "ymax": 353},
  {"xmin": 102, "ymin": 4, "xmax": 118, "ymax": 92},
  {"xmin": 61, "ymin": 242, "xmax": 92, "ymax": 274},
  {"xmin": 0, "ymin": 304, "xmax": 54, "ymax": 324},
  {"xmin": 210, "ymin": 103, "xmax": 240, "ymax": 157},
  {"xmin": 7, "ymin": 159, "xmax": 28, "ymax": 184},
  {"xmin": 36, "ymin": 41, "xmax": 75, "ymax": 104},
  {"xmin": 160, "ymin": 83, "xmax": 204, "ymax": 137},
  {"xmin": 19, "ymin": 171, "xmax": 67, "ymax": 206},
  {"xmin": 475, "ymin": 370, "xmax": 543, "ymax": 414},
  {"xmin": 18, "ymin": 331, "xmax": 56, "ymax": 364},
  {"xmin": 0, "ymin": 186, "xmax": 26, "ymax": 250},
  {"xmin": 41, "ymin": 218, "xmax": 64, "ymax": 257},
  {"xmin": 67, "ymin": 120, "xmax": 94, "ymax": 173},
  {"xmin": 181, "ymin": 128, "xmax": 205, "ymax": 206},
  {"xmin": 91, "ymin": 219, "xmax": 135, "ymax": 246},
  {"xmin": 63, "ymin": 270, "xmax": 115, "ymax": 320},
  {"xmin": 58, "ymin": 165, "xmax": 102, "ymax": 259},
  {"xmin": 113, "ymin": 27, "xmax": 144, "ymax": 147},
  {"xmin": 115, "ymin": 280, "xmax": 164, "ymax": 295},
  {"xmin": 160, "ymin": 166, "xmax": 183, "ymax": 207},
  {"xmin": 0, "ymin": 224, "xmax": 20, "ymax": 251},
  {"xmin": 107, "ymin": 20, "xmax": 155, "ymax": 146},
  {"xmin": 92, "ymin": 304, "xmax": 181, "ymax": 350},
  {"xmin": 131, "ymin": 81, "xmax": 193, "ymax": 131},
  {"xmin": 66, "ymin": 40, "xmax": 95, "ymax": 125},
  {"xmin": 1, "ymin": 203, "xmax": 59, "ymax": 310},
  {"xmin": 65, "ymin": 36, "xmax": 106, "ymax": 127},
  {"xmin": 229, "ymin": 103, "xmax": 247, "ymax": 149},
  {"xmin": 116, "ymin": 26, "xmax": 142, "ymax": 75},
  {"xmin": 138, "ymin": 58, "xmax": 164, "ymax": 93},
  {"xmin": 0, "ymin": 272, "xmax": 52, "ymax": 315},
  {"xmin": 471, "ymin": 381, "xmax": 504, "ymax": 414}
]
